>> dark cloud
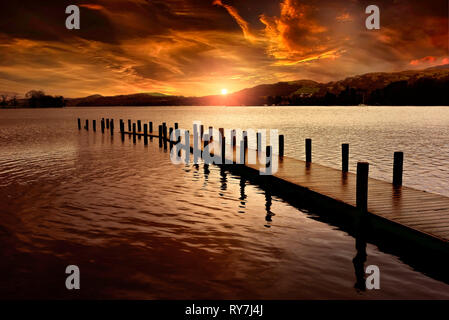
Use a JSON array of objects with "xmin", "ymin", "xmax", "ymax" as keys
[{"xmin": 0, "ymin": 0, "xmax": 447, "ymax": 97}]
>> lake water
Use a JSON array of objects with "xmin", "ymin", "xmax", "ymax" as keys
[{"xmin": 1, "ymin": 106, "xmax": 449, "ymax": 299}]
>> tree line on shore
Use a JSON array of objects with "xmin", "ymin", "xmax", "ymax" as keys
[
  {"xmin": 0, "ymin": 90, "xmax": 65, "ymax": 108},
  {"xmin": 270, "ymin": 76, "xmax": 449, "ymax": 106}
]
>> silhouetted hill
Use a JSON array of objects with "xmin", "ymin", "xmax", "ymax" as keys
[{"xmin": 65, "ymin": 65, "xmax": 449, "ymax": 106}]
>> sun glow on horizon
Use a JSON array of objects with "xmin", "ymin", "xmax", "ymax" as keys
[{"xmin": 221, "ymin": 88, "xmax": 228, "ymax": 95}]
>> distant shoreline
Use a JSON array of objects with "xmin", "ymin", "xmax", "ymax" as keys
[
  {"xmin": 0, "ymin": 106, "xmax": 64, "ymax": 109},
  {"xmin": 3, "ymin": 105, "xmax": 449, "ymax": 109}
]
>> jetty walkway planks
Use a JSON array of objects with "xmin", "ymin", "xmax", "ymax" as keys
[{"xmin": 248, "ymin": 158, "xmax": 449, "ymax": 243}]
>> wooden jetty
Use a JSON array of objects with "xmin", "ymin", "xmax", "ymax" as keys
[{"xmin": 78, "ymin": 118, "xmax": 449, "ymax": 253}]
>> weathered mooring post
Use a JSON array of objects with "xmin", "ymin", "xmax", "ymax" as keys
[
  {"xmin": 306, "ymin": 138, "xmax": 312, "ymax": 163},
  {"xmin": 243, "ymin": 131, "xmax": 248, "ymax": 151},
  {"xmin": 78, "ymin": 118, "xmax": 81, "ymax": 130},
  {"xmin": 203, "ymin": 134, "xmax": 209, "ymax": 150},
  {"xmin": 85, "ymin": 119, "xmax": 89, "ymax": 131},
  {"xmin": 342, "ymin": 144, "xmax": 349, "ymax": 172},
  {"xmin": 132, "ymin": 123, "xmax": 136, "ymax": 144},
  {"xmin": 158, "ymin": 125, "xmax": 162, "ymax": 148},
  {"xmin": 209, "ymin": 126, "xmax": 213, "ymax": 141},
  {"xmin": 93, "ymin": 119, "xmax": 96, "ymax": 132},
  {"xmin": 257, "ymin": 132, "xmax": 261, "ymax": 151},
  {"xmin": 356, "ymin": 162, "xmax": 369, "ymax": 213},
  {"xmin": 393, "ymin": 152, "xmax": 404, "ymax": 186},
  {"xmin": 143, "ymin": 124, "xmax": 148, "ymax": 145},
  {"xmin": 169, "ymin": 127, "xmax": 173, "ymax": 150},
  {"xmin": 221, "ymin": 136, "xmax": 226, "ymax": 164},
  {"xmin": 163, "ymin": 125, "xmax": 168, "ymax": 150},
  {"xmin": 279, "ymin": 135, "xmax": 284, "ymax": 157},
  {"xmin": 240, "ymin": 139, "xmax": 246, "ymax": 164},
  {"xmin": 137, "ymin": 120, "xmax": 142, "ymax": 132},
  {"xmin": 149, "ymin": 122, "xmax": 153, "ymax": 133},
  {"xmin": 106, "ymin": 118, "xmax": 110, "ymax": 129},
  {"xmin": 110, "ymin": 119, "xmax": 114, "ymax": 135},
  {"xmin": 101, "ymin": 118, "xmax": 105, "ymax": 133},
  {"xmin": 266, "ymin": 146, "xmax": 272, "ymax": 175},
  {"xmin": 128, "ymin": 119, "xmax": 131, "ymax": 132}
]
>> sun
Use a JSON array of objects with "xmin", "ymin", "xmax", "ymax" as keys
[{"xmin": 221, "ymin": 88, "xmax": 228, "ymax": 95}]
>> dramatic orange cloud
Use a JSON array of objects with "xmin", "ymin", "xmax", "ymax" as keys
[
  {"xmin": 336, "ymin": 12, "xmax": 353, "ymax": 23},
  {"xmin": 410, "ymin": 56, "xmax": 437, "ymax": 65},
  {"xmin": 259, "ymin": 0, "xmax": 340, "ymax": 65},
  {"xmin": 79, "ymin": 4, "xmax": 104, "ymax": 10},
  {"xmin": 213, "ymin": 0, "xmax": 256, "ymax": 42}
]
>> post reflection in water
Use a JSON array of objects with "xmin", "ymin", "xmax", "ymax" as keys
[
  {"xmin": 219, "ymin": 167, "xmax": 227, "ymax": 195},
  {"xmin": 264, "ymin": 187, "xmax": 275, "ymax": 228},
  {"xmin": 238, "ymin": 176, "xmax": 247, "ymax": 213},
  {"xmin": 239, "ymin": 176, "xmax": 247, "ymax": 204},
  {"xmin": 352, "ymin": 218, "xmax": 368, "ymax": 291}
]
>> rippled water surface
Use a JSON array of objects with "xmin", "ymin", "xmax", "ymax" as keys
[{"xmin": 1, "ymin": 106, "xmax": 449, "ymax": 299}]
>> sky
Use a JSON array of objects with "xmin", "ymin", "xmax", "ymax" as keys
[{"xmin": 0, "ymin": 0, "xmax": 448, "ymax": 98}]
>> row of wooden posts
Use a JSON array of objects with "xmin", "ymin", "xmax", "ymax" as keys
[{"xmin": 78, "ymin": 117, "xmax": 404, "ymax": 214}]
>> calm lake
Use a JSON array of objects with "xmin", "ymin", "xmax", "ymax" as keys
[{"xmin": 1, "ymin": 106, "xmax": 449, "ymax": 299}]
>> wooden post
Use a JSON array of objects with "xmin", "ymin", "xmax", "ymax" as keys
[
  {"xmin": 128, "ymin": 119, "xmax": 131, "ymax": 132},
  {"xmin": 232, "ymin": 130, "xmax": 236, "ymax": 147},
  {"xmin": 137, "ymin": 120, "xmax": 142, "ymax": 132},
  {"xmin": 266, "ymin": 146, "xmax": 272, "ymax": 175},
  {"xmin": 119, "ymin": 119, "xmax": 124, "ymax": 133},
  {"xmin": 221, "ymin": 136, "xmax": 226, "ymax": 164},
  {"xmin": 163, "ymin": 125, "xmax": 167, "ymax": 150},
  {"xmin": 219, "ymin": 128, "xmax": 224, "ymax": 138},
  {"xmin": 393, "ymin": 152, "xmax": 403, "ymax": 186},
  {"xmin": 143, "ymin": 124, "xmax": 148, "ymax": 145},
  {"xmin": 158, "ymin": 125, "xmax": 162, "ymax": 148},
  {"xmin": 356, "ymin": 162, "xmax": 369, "ymax": 213},
  {"xmin": 209, "ymin": 126, "xmax": 213, "ymax": 141},
  {"xmin": 169, "ymin": 127, "xmax": 173, "ymax": 150},
  {"xmin": 110, "ymin": 119, "xmax": 114, "ymax": 135},
  {"xmin": 257, "ymin": 132, "xmax": 261, "ymax": 151},
  {"xmin": 200, "ymin": 125, "xmax": 204, "ymax": 140},
  {"xmin": 85, "ymin": 119, "xmax": 89, "ymax": 130},
  {"xmin": 279, "ymin": 135, "xmax": 284, "ymax": 157},
  {"xmin": 77, "ymin": 118, "xmax": 81, "ymax": 130},
  {"xmin": 132, "ymin": 123, "xmax": 136, "ymax": 144},
  {"xmin": 203, "ymin": 134, "xmax": 209, "ymax": 150},
  {"xmin": 174, "ymin": 122, "xmax": 179, "ymax": 130},
  {"xmin": 149, "ymin": 122, "xmax": 153, "ymax": 133},
  {"xmin": 243, "ymin": 131, "xmax": 248, "ymax": 151},
  {"xmin": 93, "ymin": 120, "xmax": 96, "ymax": 132},
  {"xmin": 342, "ymin": 143, "xmax": 349, "ymax": 172},
  {"xmin": 240, "ymin": 139, "xmax": 246, "ymax": 164},
  {"xmin": 306, "ymin": 138, "xmax": 312, "ymax": 163},
  {"xmin": 101, "ymin": 118, "xmax": 105, "ymax": 133},
  {"xmin": 106, "ymin": 118, "xmax": 110, "ymax": 129}
]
